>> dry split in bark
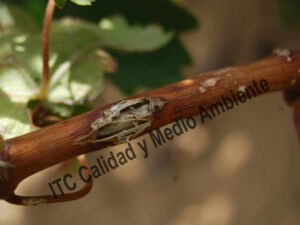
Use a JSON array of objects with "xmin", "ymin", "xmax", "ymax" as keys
[{"xmin": 0, "ymin": 49, "xmax": 300, "ymax": 205}]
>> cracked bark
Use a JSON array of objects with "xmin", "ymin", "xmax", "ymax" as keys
[{"xmin": 0, "ymin": 50, "xmax": 300, "ymax": 205}]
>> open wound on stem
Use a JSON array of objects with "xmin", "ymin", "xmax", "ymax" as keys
[{"xmin": 78, "ymin": 97, "xmax": 164, "ymax": 144}]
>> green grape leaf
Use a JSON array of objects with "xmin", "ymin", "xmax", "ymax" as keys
[
  {"xmin": 0, "ymin": 22, "xmax": 106, "ymax": 138},
  {"xmin": 0, "ymin": 4, "xmax": 39, "ymax": 139},
  {"xmin": 275, "ymin": 0, "xmax": 300, "ymax": 28},
  {"xmin": 98, "ymin": 16, "xmax": 174, "ymax": 52},
  {"xmin": 47, "ymin": 19, "xmax": 117, "ymax": 104},
  {"xmin": 0, "ymin": 67, "xmax": 37, "ymax": 139},
  {"xmin": 54, "ymin": 0, "xmax": 198, "ymax": 32},
  {"xmin": 55, "ymin": 0, "xmax": 67, "ymax": 9},
  {"xmin": 50, "ymin": 19, "xmax": 102, "ymax": 69},
  {"xmin": 2, "ymin": 0, "xmax": 46, "ymax": 28},
  {"xmin": 48, "ymin": 49, "xmax": 112, "ymax": 104},
  {"xmin": 0, "ymin": 2, "xmax": 174, "ymax": 139},
  {"xmin": 1, "ymin": 18, "xmax": 116, "ymax": 106},
  {"xmin": 46, "ymin": 17, "xmax": 172, "ymax": 103},
  {"xmin": 3, "ymin": 1, "xmax": 197, "ymax": 97},
  {"xmin": 0, "ymin": 3, "xmax": 39, "ymax": 33},
  {"xmin": 53, "ymin": 0, "xmax": 197, "ymax": 95},
  {"xmin": 70, "ymin": 0, "xmax": 96, "ymax": 6},
  {"xmin": 109, "ymin": 38, "xmax": 191, "ymax": 95}
]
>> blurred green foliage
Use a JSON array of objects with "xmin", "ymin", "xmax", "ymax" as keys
[
  {"xmin": 4, "ymin": 0, "xmax": 198, "ymax": 94},
  {"xmin": 275, "ymin": 0, "xmax": 300, "ymax": 29},
  {"xmin": 55, "ymin": 0, "xmax": 198, "ymax": 93},
  {"xmin": 55, "ymin": 0, "xmax": 68, "ymax": 9},
  {"xmin": 1, "ymin": 1, "xmax": 192, "ymax": 139}
]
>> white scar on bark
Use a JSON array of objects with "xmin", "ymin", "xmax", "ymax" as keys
[
  {"xmin": 78, "ymin": 97, "xmax": 165, "ymax": 144},
  {"xmin": 273, "ymin": 48, "xmax": 292, "ymax": 62}
]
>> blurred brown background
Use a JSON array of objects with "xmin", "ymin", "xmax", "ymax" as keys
[{"xmin": 1, "ymin": 0, "xmax": 300, "ymax": 224}]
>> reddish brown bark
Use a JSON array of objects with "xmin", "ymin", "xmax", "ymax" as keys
[
  {"xmin": 40, "ymin": 0, "xmax": 55, "ymax": 101},
  {"xmin": 1, "ymin": 50, "xmax": 300, "ymax": 205}
]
